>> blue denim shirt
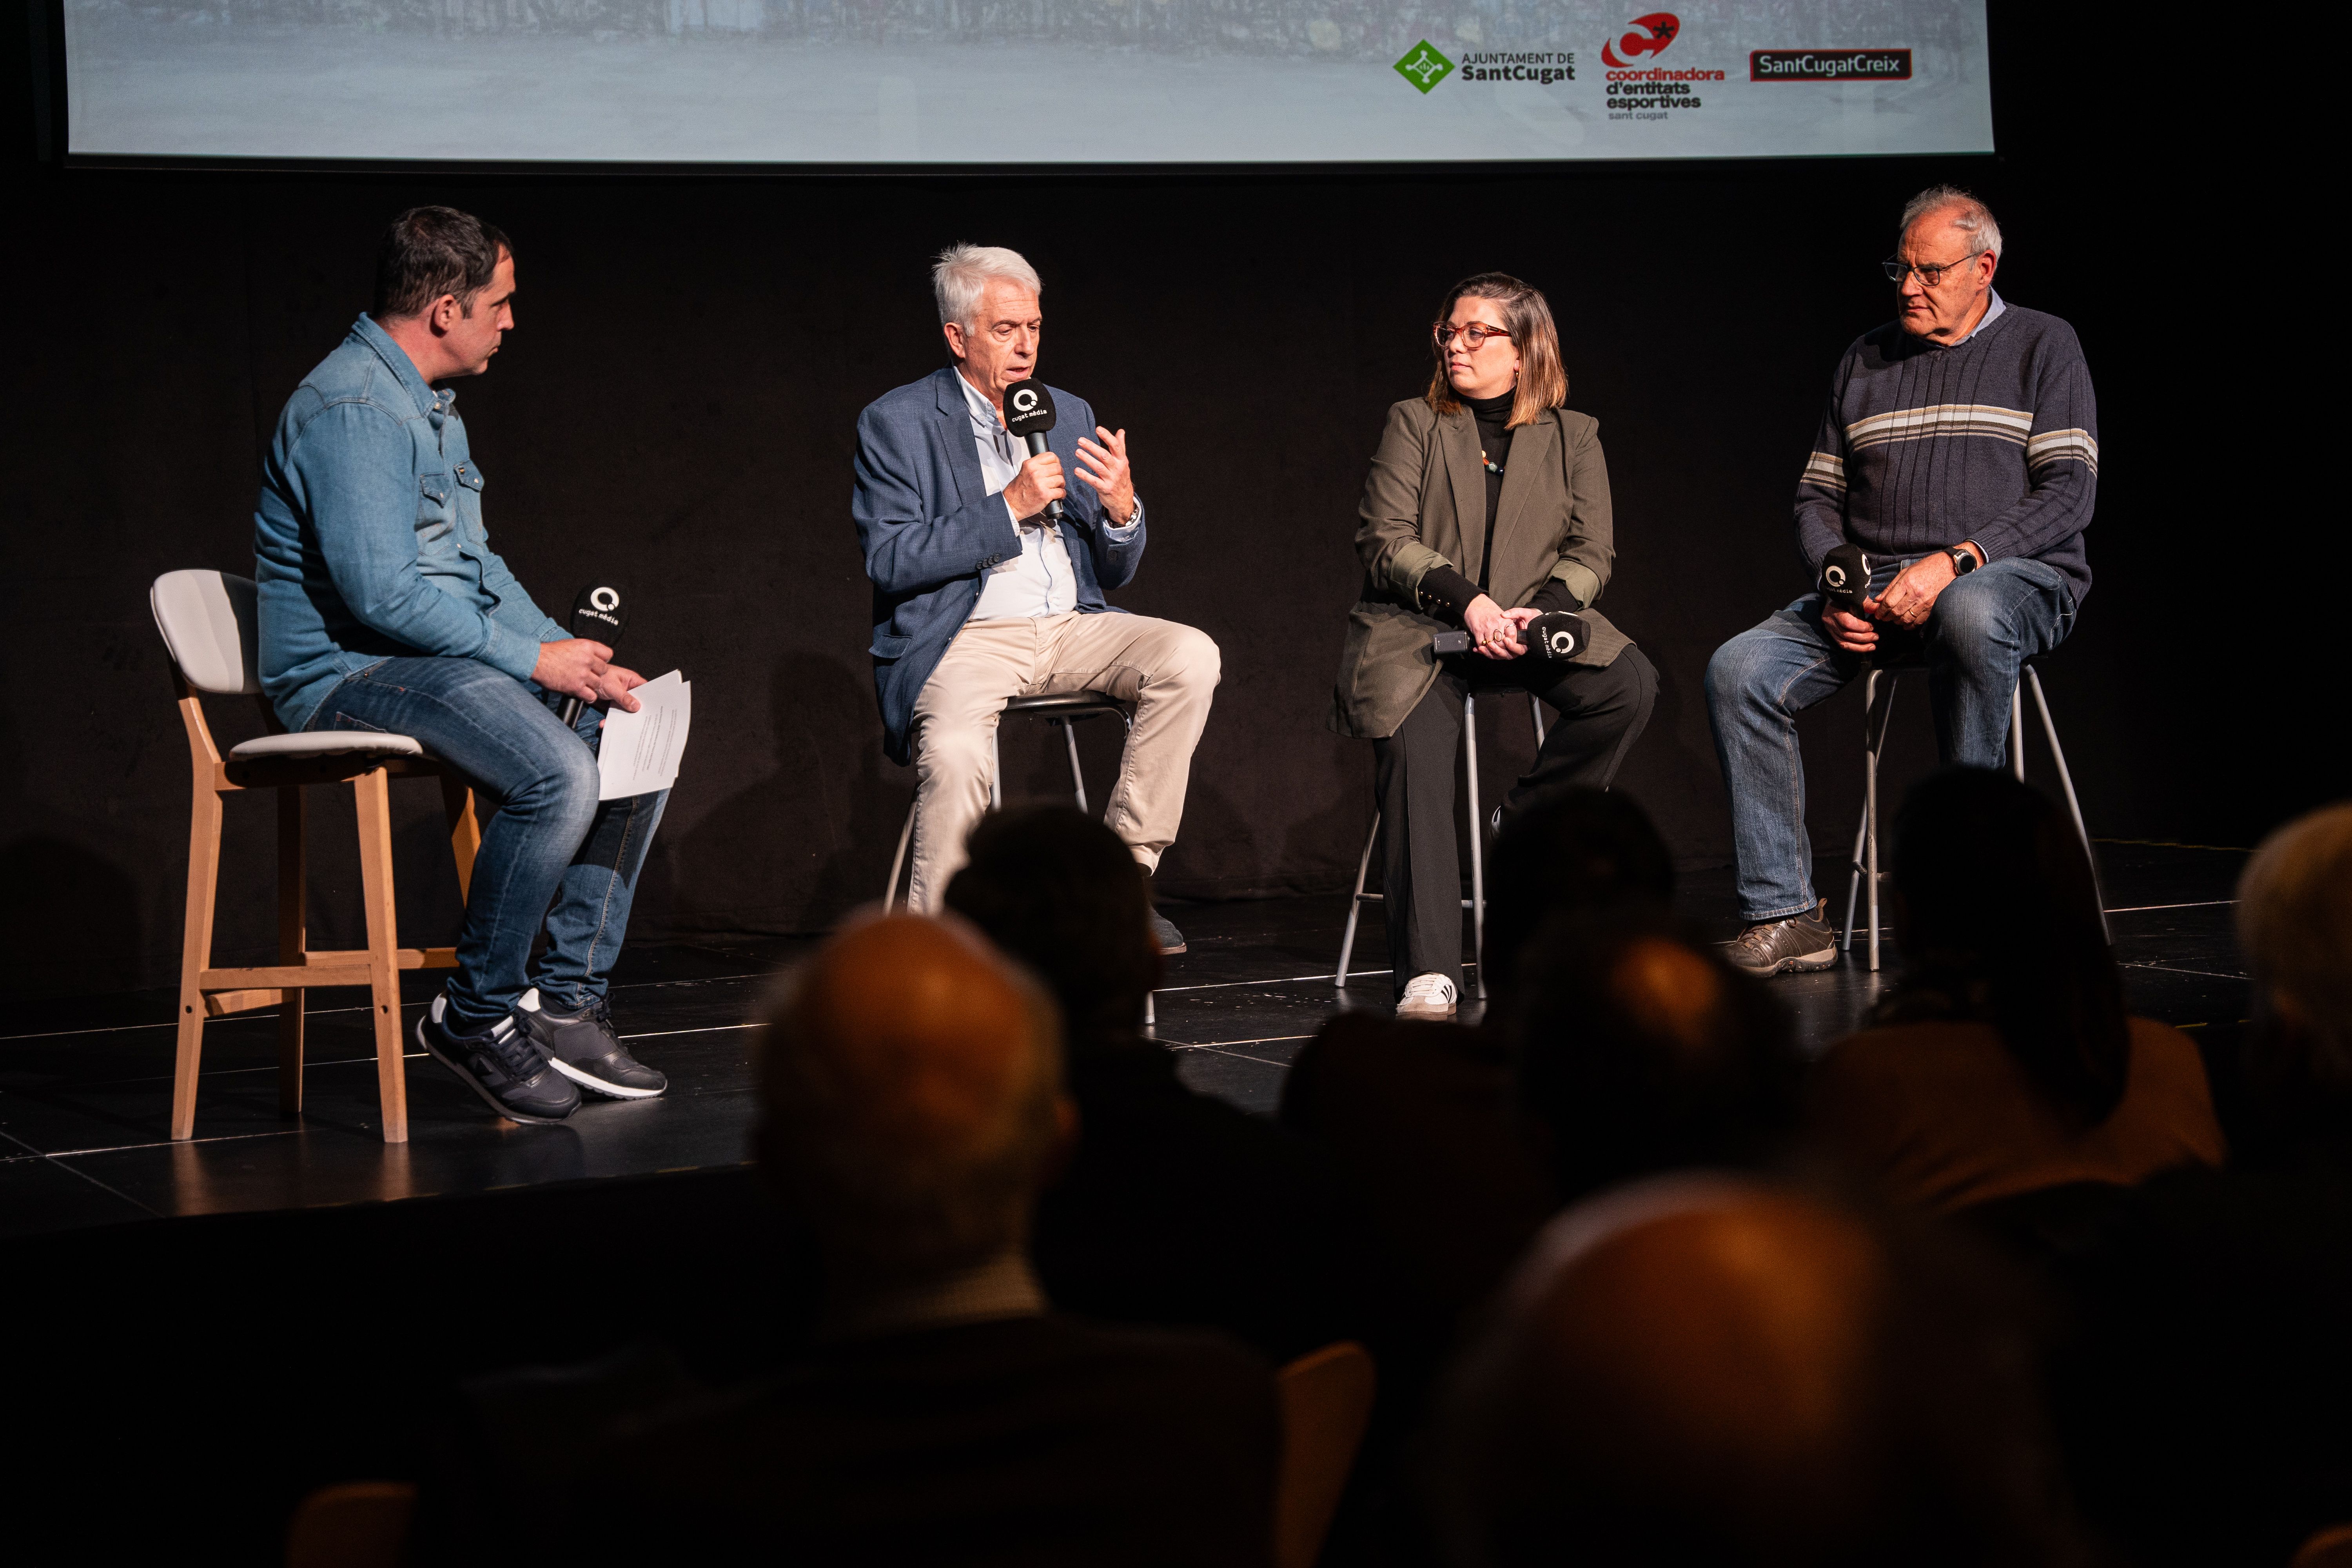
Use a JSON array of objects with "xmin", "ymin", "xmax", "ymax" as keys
[{"xmin": 254, "ymin": 314, "xmax": 564, "ymax": 732}]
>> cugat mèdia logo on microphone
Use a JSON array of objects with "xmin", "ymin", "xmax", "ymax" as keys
[
  {"xmin": 1394, "ymin": 38, "xmax": 1573, "ymax": 93},
  {"xmin": 1597, "ymin": 11, "xmax": 1724, "ymax": 118}
]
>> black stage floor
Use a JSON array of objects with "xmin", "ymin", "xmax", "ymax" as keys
[{"xmin": 0, "ymin": 842, "xmax": 2252, "ymax": 1241}]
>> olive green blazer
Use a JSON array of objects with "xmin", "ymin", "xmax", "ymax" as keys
[{"xmin": 1330, "ymin": 398, "xmax": 1631, "ymax": 740}]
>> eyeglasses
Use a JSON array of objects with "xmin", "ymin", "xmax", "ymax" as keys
[
  {"xmin": 1434, "ymin": 322, "xmax": 1512, "ymax": 349},
  {"xmin": 1881, "ymin": 253, "xmax": 1984, "ymax": 287}
]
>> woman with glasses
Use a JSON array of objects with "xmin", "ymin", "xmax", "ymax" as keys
[{"xmin": 1331, "ymin": 272, "xmax": 1657, "ymax": 1020}]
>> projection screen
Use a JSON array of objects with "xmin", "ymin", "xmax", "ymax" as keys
[{"xmin": 64, "ymin": 0, "xmax": 1993, "ymax": 164}]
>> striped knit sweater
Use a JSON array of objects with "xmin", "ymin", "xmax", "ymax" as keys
[{"xmin": 1794, "ymin": 295, "xmax": 2099, "ymax": 604}]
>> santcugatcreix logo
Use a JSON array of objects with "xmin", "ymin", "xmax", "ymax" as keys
[{"xmin": 1395, "ymin": 40, "xmax": 1455, "ymax": 93}]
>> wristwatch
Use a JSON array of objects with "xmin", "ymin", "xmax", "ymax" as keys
[{"xmin": 1945, "ymin": 545, "xmax": 1979, "ymax": 575}]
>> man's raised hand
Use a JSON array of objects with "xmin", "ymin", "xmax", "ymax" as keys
[{"xmin": 1075, "ymin": 426, "xmax": 1137, "ymax": 525}]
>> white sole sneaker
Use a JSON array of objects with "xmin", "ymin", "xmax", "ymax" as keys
[{"xmin": 1396, "ymin": 974, "xmax": 1459, "ymax": 1020}]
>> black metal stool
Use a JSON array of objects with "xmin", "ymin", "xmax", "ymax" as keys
[
  {"xmin": 884, "ymin": 691, "xmax": 1134, "ymax": 909},
  {"xmin": 1841, "ymin": 655, "xmax": 2105, "ymax": 972}
]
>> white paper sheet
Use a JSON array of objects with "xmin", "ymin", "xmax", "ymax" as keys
[{"xmin": 597, "ymin": 669, "xmax": 691, "ymax": 800}]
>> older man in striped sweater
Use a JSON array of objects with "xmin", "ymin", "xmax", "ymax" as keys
[{"xmin": 1705, "ymin": 187, "xmax": 2100, "ymax": 977}]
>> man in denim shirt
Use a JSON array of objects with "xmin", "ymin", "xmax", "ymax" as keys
[{"xmin": 255, "ymin": 207, "xmax": 668, "ymax": 1124}]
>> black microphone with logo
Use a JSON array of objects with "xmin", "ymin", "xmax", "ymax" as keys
[
  {"xmin": 1820, "ymin": 543, "xmax": 1871, "ymax": 618},
  {"xmin": 1430, "ymin": 609, "xmax": 1591, "ymax": 661},
  {"xmin": 1000, "ymin": 377, "xmax": 1065, "ymax": 524},
  {"xmin": 559, "ymin": 583, "xmax": 627, "ymax": 728},
  {"xmin": 1821, "ymin": 542, "xmax": 1910, "ymax": 664}
]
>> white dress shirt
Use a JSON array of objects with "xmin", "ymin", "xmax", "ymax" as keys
[{"xmin": 958, "ymin": 371, "xmax": 1141, "ymax": 622}]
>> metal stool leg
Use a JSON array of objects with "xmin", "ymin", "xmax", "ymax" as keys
[
  {"xmin": 989, "ymin": 726, "xmax": 1003, "ymax": 811},
  {"xmin": 1863, "ymin": 670, "xmax": 1900, "ymax": 974},
  {"xmin": 2025, "ymin": 666, "xmax": 2109, "ymax": 941},
  {"xmin": 1528, "ymin": 693, "xmax": 1547, "ymax": 749},
  {"xmin": 1842, "ymin": 669, "xmax": 1897, "ymax": 958},
  {"xmin": 1336, "ymin": 811, "xmax": 1381, "ymax": 990},
  {"xmin": 2009, "ymin": 685, "xmax": 2027, "ymax": 783},
  {"xmin": 1062, "ymin": 720, "xmax": 1089, "ymax": 814},
  {"xmin": 885, "ymin": 798, "xmax": 916, "ymax": 911},
  {"xmin": 1841, "ymin": 802, "xmax": 1869, "ymax": 955},
  {"xmin": 1465, "ymin": 691, "xmax": 1487, "ymax": 1002}
]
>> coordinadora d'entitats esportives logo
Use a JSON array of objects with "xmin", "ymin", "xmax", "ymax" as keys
[
  {"xmin": 1599, "ymin": 9, "xmax": 1721, "ymax": 118},
  {"xmin": 1599, "ymin": 12, "xmax": 1678, "ymax": 68}
]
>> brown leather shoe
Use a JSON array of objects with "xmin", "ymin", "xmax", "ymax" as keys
[{"xmin": 1724, "ymin": 900, "xmax": 1837, "ymax": 977}]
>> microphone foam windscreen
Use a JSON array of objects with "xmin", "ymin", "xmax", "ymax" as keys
[
  {"xmin": 571, "ymin": 583, "xmax": 628, "ymax": 645},
  {"xmin": 1002, "ymin": 378, "xmax": 1058, "ymax": 439},
  {"xmin": 1820, "ymin": 545, "xmax": 1867, "ymax": 605}
]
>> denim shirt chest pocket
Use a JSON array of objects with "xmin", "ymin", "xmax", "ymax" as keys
[
  {"xmin": 414, "ymin": 423, "xmax": 490, "ymax": 577},
  {"xmin": 450, "ymin": 459, "xmax": 487, "ymax": 541}
]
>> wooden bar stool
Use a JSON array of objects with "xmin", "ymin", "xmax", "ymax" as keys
[{"xmin": 151, "ymin": 570, "xmax": 481, "ymax": 1145}]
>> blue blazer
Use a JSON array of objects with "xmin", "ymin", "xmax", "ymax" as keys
[{"xmin": 853, "ymin": 367, "xmax": 1146, "ymax": 764}]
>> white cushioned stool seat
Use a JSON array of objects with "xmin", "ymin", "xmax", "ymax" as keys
[{"xmin": 229, "ymin": 732, "xmax": 426, "ymax": 760}]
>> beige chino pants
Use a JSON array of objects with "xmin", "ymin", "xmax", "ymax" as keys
[{"xmin": 906, "ymin": 611, "xmax": 1221, "ymax": 913}]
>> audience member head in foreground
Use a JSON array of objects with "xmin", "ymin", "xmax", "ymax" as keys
[
  {"xmin": 554, "ymin": 913, "xmax": 1284, "ymax": 1565},
  {"xmin": 945, "ymin": 804, "xmax": 1372, "ymax": 1363},
  {"xmin": 757, "ymin": 911, "xmax": 1070, "ymax": 1320},
  {"xmin": 1512, "ymin": 913, "xmax": 1801, "ymax": 1204},
  {"xmin": 1437, "ymin": 1181, "xmax": 2082, "ymax": 1568},
  {"xmin": 2236, "ymin": 801, "xmax": 2352, "ymax": 1168},
  {"xmin": 944, "ymin": 804, "xmax": 1158, "ymax": 1048},
  {"xmin": 1481, "ymin": 787, "xmax": 1675, "ymax": 1008},
  {"xmin": 1886, "ymin": 766, "xmax": 2129, "ymax": 1125},
  {"xmin": 1808, "ymin": 768, "xmax": 2224, "ymax": 1218}
]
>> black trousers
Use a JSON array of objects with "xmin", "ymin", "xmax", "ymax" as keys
[{"xmin": 1371, "ymin": 646, "xmax": 1658, "ymax": 996}]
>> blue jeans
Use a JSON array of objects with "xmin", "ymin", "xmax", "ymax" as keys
[
  {"xmin": 1703, "ymin": 555, "xmax": 2074, "ymax": 922},
  {"xmin": 309, "ymin": 657, "xmax": 670, "ymax": 1030}
]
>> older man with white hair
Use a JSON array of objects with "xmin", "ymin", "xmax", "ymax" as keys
[
  {"xmin": 1704, "ymin": 186, "xmax": 2102, "ymax": 978},
  {"xmin": 852, "ymin": 244, "xmax": 1219, "ymax": 947}
]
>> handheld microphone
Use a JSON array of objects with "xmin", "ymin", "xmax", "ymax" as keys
[
  {"xmin": 1000, "ymin": 377, "xmax": 1065, "ymax": 524},
  {"xmin": 1820, "ymin": 544, "xmax": 1871, "ymax": 617},
  {"xmin": 559, "ymin": 583, "xmax": 627, "ymax": 727},
  {"xmin": 1430, "ymin": 610, "xmax": 1591, "ymax": 661}
]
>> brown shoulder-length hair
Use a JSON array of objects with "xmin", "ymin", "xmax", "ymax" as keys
[{"xmin": 1425, "ymin": 272, "xmax": 1568, "ymax": 430}]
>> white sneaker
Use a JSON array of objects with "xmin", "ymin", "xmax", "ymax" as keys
[{"xmin": 1396, "ymin": 973, "xmax": 1459, "ymax": 1020}]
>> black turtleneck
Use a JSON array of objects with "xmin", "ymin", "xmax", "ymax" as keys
[
  {"xmin": 1417, "ymin": 392, "xmax": 1586, "ymax": 629},
  {"xmin": 1464, "ymin": 389, "xmax": 1516, "ymax": 588}
]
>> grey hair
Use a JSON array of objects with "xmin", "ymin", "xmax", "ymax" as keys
[
  {"xmin": 1900, "ymin": 185, "xmax": 2004, "ymax": 260},
  {"xmin": 932, "ymin": 243, "xmax": 1042, "ymax": 329},
  {"xmin": 755, "ymin": 938, "xmax": 1065, "ymax": 1281}
]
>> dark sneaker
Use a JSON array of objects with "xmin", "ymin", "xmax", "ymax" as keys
[
  {"xmin": 516, "ymin": 989, "xmax": 668, "ymax": 1100},
  {"xmin": 1724, "ymin": 900, "xmax": 1838, "ymax": 978},
  {"xmin": 417, "ymin": 993, "xmax": 579, "ymax": 1123}
]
